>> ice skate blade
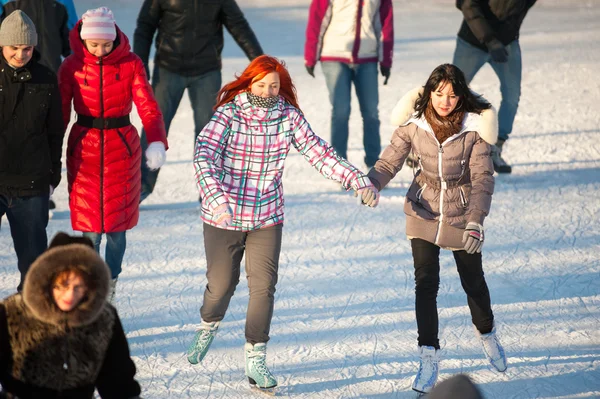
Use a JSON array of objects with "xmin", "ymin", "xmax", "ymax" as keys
[
  {"xmin": 412, "ymin": 388, "xmax": 428, "ymax": 397},
  {"xmin": 248, "ymin": 377, "xmax": 277, "ymax": 396}
]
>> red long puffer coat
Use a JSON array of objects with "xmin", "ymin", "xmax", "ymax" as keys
[{"xmin": 59, "ymin": 23, "xmax": 167, "ymax": 233}]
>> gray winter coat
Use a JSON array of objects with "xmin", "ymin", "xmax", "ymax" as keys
[{"xmin": 368, "ymin": 87, "xmax": 497, "ymax": 250}]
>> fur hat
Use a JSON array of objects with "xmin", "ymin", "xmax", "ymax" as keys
[
  {"xmin": 80, "ymin": 7, "xmax": 116, "ymax": 41},
  {"xmin": 0, "ymin": 10, "xmax": 38, "ymax": 47},
  {"xmin": 22, "ymin": 232, "xmax": 111, "ymax": 327}
]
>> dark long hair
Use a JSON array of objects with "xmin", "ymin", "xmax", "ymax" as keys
[{"xmin": 414, "ymin": 64, "xmax": 491, "ymax": 118}]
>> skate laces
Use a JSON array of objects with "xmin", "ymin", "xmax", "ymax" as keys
[
  {"xmin": 193, "ymin": 322, "xmax": 218, "ymax": 347},
  {"xmin": 248, "ymin": 349, "xmax": 272, "ymax": 378}
]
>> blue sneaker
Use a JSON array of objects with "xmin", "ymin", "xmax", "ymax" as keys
[
  {"xmin": 245, "ymin": 342, "xmax": 277, "ymax": 391},
  {"xmin": 478, "ymin": 325, "xmax": 507, "ymax": 372},
  {"xmin": 412, "ymin": 345, "xmax": 439, "ymax": 394},
  {"xmin": 186, "ymin": 320, "xmax": 220, "ymax": 365}
]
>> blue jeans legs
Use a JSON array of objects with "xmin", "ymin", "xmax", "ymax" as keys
[
  {"xmin": 140, "ymin": 66, "xmax": 222, "ymax": 195},
  {"xmin": 82, "ymin": 231, "xmax": 127, "ymax": 279},
  {"xmin": 321, "ymin": 61, "xmax": 381, "ymax": 166},
  {"xmin": 0, "ymin": 194, "xmax": 48, "ymax": 291},
  {"xmin": 453, "ymin": 37, "xmax": 522, "ymax": 142}
]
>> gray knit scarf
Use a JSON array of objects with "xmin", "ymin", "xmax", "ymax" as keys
[{"xmin": 247, "ymin": 92, "xmax": 279, "ymax": 109}]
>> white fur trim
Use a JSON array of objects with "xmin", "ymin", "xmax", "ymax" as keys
[{"xmin": 389, "ymin": 86, "xmax": 498, "ymax": 145}]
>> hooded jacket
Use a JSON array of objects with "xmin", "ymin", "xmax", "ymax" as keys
[
  {"xmin": 0, "ymin": 51, "xmax": 64, "ymax": 197},
  {"xmin": 368, "ymin": 87, "xmax": 497, "ymax": 250},
  {"xmin": 0, "ymin": 241, "xmax": 140, "ymax": 399},
  {"xmin": 58, "ymin": 22, "xmax": 168, "ymax": 233},
  {"xmin": 194, "ymin": 92, "xmax": 372, "ymax": 231}
]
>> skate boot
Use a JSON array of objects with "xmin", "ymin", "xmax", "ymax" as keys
[
  {"xmin": 186, "ymin": 320, "xmax": 220, "ymax": 365},
  {"xmin": 108, "ymin": 278, "xmax": 118, "ymax": 303},
  {"xmin": 412, "ymin": 345, "xmax": 439, "ymax": 395},
  {"xmin": 245, "ymin": 342, "xmax": 277, "ymax": 395},
  {"xmin": 477, "ymin": 325, "xmax": 507, "ymax": 372},
  {"xmin": 491, "ymin": 139, "xmax": 512, "ymax": 174}
]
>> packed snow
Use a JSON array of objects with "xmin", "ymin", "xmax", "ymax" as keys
[{"xmin": 1, "ymin": 0, "xmax": 599, "ymax": 397}]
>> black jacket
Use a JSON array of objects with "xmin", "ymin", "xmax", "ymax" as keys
[
  {"xmin": 1, "ymin": 0, "xmax": 70, "ymax": 73},
  {"xmin": 133, "ymin": 0, "xmax": 263, "ymax": 77},
  {"xmin": 0, "ymin": 52, "xmax": 65, "ymax": 197},
  {"xmin": 457, "ymin": 0, "xmax": 537, "ymax": 51}
]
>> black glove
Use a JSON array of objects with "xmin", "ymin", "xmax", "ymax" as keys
[
  {"xmin": 486, "ymin": 39, "xmax": 508, "ymax": 63},
  {"xmin": 305, "ymin": 65, "xmax": 315, "ymax": 78},
  {"xmin": 380, "ymin": 65, "xmax": 390, "ymax": 85}
]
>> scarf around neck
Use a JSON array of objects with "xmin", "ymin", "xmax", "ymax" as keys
[{"xmin": 247, "ymin": 92, "xmax": 279, "ymax": 109}]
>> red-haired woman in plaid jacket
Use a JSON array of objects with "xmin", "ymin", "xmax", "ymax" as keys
[{"xmin": 187, "ymin": 55, "xmax": 379, "ymax": 393}]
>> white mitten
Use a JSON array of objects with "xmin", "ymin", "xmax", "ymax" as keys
[
  {"xmin": 462, "ymin": 222, "xmax": 485, "ymax": 254},
  {"xmin": 145, "ymin": 142, "xmax": 166, "ymax": 171}
]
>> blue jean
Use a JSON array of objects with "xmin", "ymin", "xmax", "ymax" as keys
[
  {"xmin": 453, "ymin": 37, "xmax": 522, "ymax": 142},
  {"xmin": 140, "ymin": 66, "xmax": 222, "ymax": 194},
  {"xmin": 0, "ymin": 194, "xmax": 48, "ymax": 291},
  {"xmin": 321, "ymin": 61, "xmax": 381, "ymax": 166},
  {"xmin": 82, "ymin": 231, "xmax": 126, "ymax": 279}
]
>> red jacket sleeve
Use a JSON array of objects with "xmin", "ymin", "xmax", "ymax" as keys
[
  {"xmin": 131, "ymin": 56, "xmax": 168, "ymax": 149},
  {"xmin": 304, "ymin": 0, "xmax": 329, "ymax": 67},
  {"xmin": 379, "ymin": 0, "xmax": 394, "ymax": 68}
]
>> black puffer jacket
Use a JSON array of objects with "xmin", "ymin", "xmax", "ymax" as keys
[
  {"xmin": 457, "ymin": 0, "xmax": 537, "ymax": 51},
  {"xmin": 0, "ymin": 52, "xmax": 64, "ymax": 197},
  {"xmin": 133, "ymin": 0, "xmax": 263, "ymax": 77},
  {"xmin": 1, "ymin": 0, "xmax": 70, "ymax": 73}
]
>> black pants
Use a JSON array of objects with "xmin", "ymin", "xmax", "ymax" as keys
[{"xmin": 411, "ymin": 238, "xmax": 494, "ymax": 349}]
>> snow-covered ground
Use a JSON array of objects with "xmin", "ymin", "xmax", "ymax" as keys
[{"xmin": 1, "ymin": 0, "xmax": 599, "ymax": 397}]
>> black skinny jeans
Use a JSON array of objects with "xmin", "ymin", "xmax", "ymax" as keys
[{"xmin": 411, "ymin": 238, "xmax": 494, "ymax": 349}]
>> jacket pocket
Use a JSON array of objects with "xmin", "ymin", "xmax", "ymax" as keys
[
  {"xmin": 116, "ymin": 129, "xmax": 133, "ymax": 157},
  {"xmin": 459, "ymin": 184, "xmax": 471, "ymax": 209},
  {"xmin": 69, "ymin": 129, "xmax": 89, "ymax": 156}
]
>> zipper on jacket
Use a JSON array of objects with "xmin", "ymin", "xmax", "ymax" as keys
[
  {"xmin": 99, "ymin": 57, "xmax": 105, "ymax": 233},
  {"xmin": 434, "ymin": 144, "xmax": 444, "ymax": 245}
]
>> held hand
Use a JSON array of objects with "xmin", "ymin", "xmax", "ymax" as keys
[
  {"xmin": 305, "ymin": 65, "xmax": 315, "ymax": 78},
  {"xmin": 213, "ymin": 203, "xmax": 233, "ymax": 228},
  {"xmin": 486, "ymin": 39, "xmax": 508, "ymax": 63},
  {"xmin": 380, "ymin": 65, "xmax": 391, "ymax": 85},
  {"xmin": 355, "ymin": 186, "xmax": 380, "ymax": 208},
  {"xmin": 462, "ymin": 222, "xmax": 485, "ymax": 254},
  {"xmin": 145, "ymin": 142, "xmax": 166, "ymax": 171}
]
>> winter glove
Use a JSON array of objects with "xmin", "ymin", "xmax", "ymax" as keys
[
  {"xmin": 462, "ymin": 222, "xmax": 485, "ymax": 254},
  {"xmin": 305, "ymin": 65, "xmax": 315, "ymax": 78},
  {"xmin": 354, "ymin": 186, "xmax": 380, "ymax": 208},
  {"xmin": 212, "ymin": 203, "xmax": 233, "ymax": 228},
  {"xmin": 486, "ymin": 39, "xmax": 508, "ymax": 63},
  {"xmin": 380, "ymin": 65, "xmax": 391, "ymax": 85},
  {"xmin": 145, "ymin": 142, "xmax": 166, "ymax": 171}
]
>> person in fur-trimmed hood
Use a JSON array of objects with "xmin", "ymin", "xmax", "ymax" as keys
[
  {"xmin": 362, "ymin": 64, "xmax": 507, "ymax": 394},
  {"xmin": 0, "ymin": 232, "xmax": 142, "ymax": 399}
]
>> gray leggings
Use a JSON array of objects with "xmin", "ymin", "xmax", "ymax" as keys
[{"xmin": 201, "ymin": 223, "xmax": 283, "ymax": 344}]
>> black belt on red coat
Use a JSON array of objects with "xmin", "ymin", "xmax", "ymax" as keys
[{"xmin": 76, "ymin": 114, "xmax": 131, "ymax": 129}]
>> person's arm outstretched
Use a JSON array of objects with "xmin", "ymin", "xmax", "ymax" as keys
[
  {"xmin": 290, "ymin": 111, "xmax": 371, "ymax": 192},
  {"xmin": 367, "ymin": 125, "xmax": 413, "ymax": 191}
]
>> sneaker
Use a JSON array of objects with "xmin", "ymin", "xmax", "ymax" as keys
[
  {"xmin": 478, "ymin": 326, "xmax": 507, "ymax": 372},
  {"xmin": 412, "ymin": 345, "xmax": 439, "ymax": 394},
  {"xmin": 186, "ymin": 320, "xmax": 220, "ymax": 364},
  {"xmin": 491, "ymin": 140, "xmax": 512, "ymax": 174},
  {"xmin": 245, "ymin": 342, "xmax": 277, "ymax": 389}
]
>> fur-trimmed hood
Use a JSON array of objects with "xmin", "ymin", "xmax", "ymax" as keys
[
  {"xmin": 390, "ymin": 86, "xmax": 498, "ymax": 145},
  {"xmin": 22, "ymin": 243, "xmax": 110, "ymax": 327}
]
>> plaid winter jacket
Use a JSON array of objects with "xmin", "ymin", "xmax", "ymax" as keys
[{"xmin": 194, "ymin": 92, "xmax": 371, "ymax": 231}]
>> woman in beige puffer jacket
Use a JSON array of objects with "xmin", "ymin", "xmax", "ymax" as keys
[{"xmin": 366, "ymin": 64, "xmax": 507, "ymax": 394}]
